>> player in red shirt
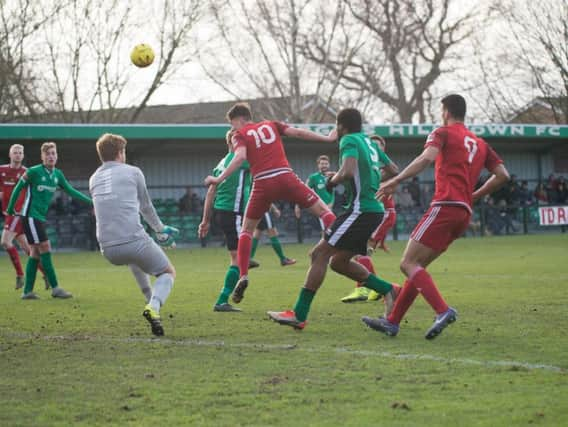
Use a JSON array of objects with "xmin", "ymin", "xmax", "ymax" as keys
[
  {"xmin": 204, "ymin": 103, "xmax": 337, "ymax": 303},
  {"xmin": 362, "ymin": 94, "xmax": 510, "ymax": 339},
  {"xmin": 0, "ymin": 144, "xmax": 47, "ymax": 289}
]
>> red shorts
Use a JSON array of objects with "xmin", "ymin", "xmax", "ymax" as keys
[
  {"xmin": 3, "ymin": 215, "xmax": 24, "ymax": 236},
  {"xmin": 370, "ymin": 209, "xmax": 396, "ymax": 243},
  {"xmin": 410, "ymin": 205, "xmax": 470, "ymax": 252},
  {"xmin": 246, "ymin": 172, "xmax": 318, "ymax": 220}
]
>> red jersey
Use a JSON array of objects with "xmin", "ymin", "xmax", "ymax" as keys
[
  {"xmin": 0, "ymin": 164, "xmax": 26, "ymax": 214},
  {"xmin": 425, "ymin": 123, "xmax": 503, "ymax": 212},
  {"xmin": 233, "ymin": 121, "xmax": 291, "ymax": 179}
]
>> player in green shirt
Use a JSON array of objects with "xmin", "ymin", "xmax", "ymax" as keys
[
  {"xmin": 294, "ymin": 155, "xmax": 335, "ymax": 234},
  {"xmin": 199, "ymin": 130, "xmax": 251, "ymax": 312},
  {"xmin": 7, "ymin": 142, "xmax": 92, "ymax": 299},
  {"xmin": 267, "ymin": 108, "xmax": 400, "ymax": 329}
]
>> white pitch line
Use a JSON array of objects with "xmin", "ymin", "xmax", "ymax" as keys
[{"xmin": 2, "ymin": 331, "xmax": 566, "ymax": 373}]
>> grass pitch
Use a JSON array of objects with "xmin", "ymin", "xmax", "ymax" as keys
[{"xmin": 1, "ymin": 234, "xmax": 567, "ymax": 426}]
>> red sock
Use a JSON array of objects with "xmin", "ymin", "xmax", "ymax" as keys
[
  {"xmin": 387, "ymin": 280, "xmax": 419, "ymax": 324},
  {"xmin": 319, "ymin": 211, "xmax": 336, "ymax": 229},
  {"xmin": 355, "ymin": 256, "xmax": 375, "ymax": 288},
  {"xmin": 237, "ymin": 231, "xmax": 253, "ymax": 278},
  {"xmin": 7, "ymin": 246, "xmax": 24, "ymax": 276},
  {"xmin": 410, "ymin": 268, "xmax": 448, "ymax": 314}
]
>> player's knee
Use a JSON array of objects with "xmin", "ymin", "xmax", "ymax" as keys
[
  {"xmin": 329, "ymin": 256, "xmax": 347, "ymax": 274},
  {"xmin": 399, "ymin": 258, "xmax": 415, "ymax": 277},
  {"xmin": 166, "ymin": 264, "xmax": 176, "ymax": 279}
]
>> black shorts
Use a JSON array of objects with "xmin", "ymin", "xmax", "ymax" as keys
[
  {"xmin": 22, "ymin": 217, "xmax": 49, "ymax": 244},
  {"xmin": 256, "ymin": 212, "xmax": 274, "ymax": 231},
  {"xmin": 214, "ymin": 209, "xmax": 242, "ymax": 251},
  {"xmin": 324, "ymin": 211, "xmax": 383, "ymax": 255}
]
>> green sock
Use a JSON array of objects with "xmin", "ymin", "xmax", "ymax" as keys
[
  {"xmin": 216, "ymin": 266, "xmax": 239, "ymax": 305},
  {"xmin": 363, "ymin": 273, "xmax": 393, "ymax": 295},
  {"xmin": 270, "ymin": 236, "xmax": 286, "ymax": 261},
  {"xmin": 23, "ymin": 257, "xmax": 39, "ymax": 294},
  {"xmin": 250, "ymin": 238, "xmax": 259, "ymax": 259},
  {"xmin": 293, "ymin": 287, "xmax": 316, "ymax": 322},
  {"xmin": 39, "ymin": 252, "xmax": 59, "ymax": 289}
]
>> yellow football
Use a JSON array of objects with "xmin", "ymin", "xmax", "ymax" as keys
[{"xmin": 130, "ymin": 44, "xmax": 155, "ymax": 68}]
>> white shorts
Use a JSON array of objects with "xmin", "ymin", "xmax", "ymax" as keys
[{"xmin": 101, "ymin": 236, "xmax": 170, "ymax": 276}]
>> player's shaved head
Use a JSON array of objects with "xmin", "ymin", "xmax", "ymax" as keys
[
  {"xmin": 337, "ymin": 108, "xmax": 362, "ymax": 134},
  {"xmin": 227, "ymin": 103, "xmax": 253, "ymax": 122},
  {"xmin": 96, "ymin": 133, "xmax": 127, "ymax": 162},
  {"xmin": 441, "ymin": 94, "xmax": 466, "ymax": 121}
]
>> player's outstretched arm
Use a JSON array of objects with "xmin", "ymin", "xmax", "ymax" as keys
[
  {"xmin": 199, "ymin": 184, "xmax": 217, "ymax": 239},
  {"xmin": 283, "ymin": 127, "xmax": 336, "ymax": 143},
  {"xmin": 473, "ymin": 164, "xmax": 510, "ymax": 203},
  {"xmin": 59, "ymin": 172, "xmax": 92, "ymax": 205},
  {"xmin": 377, "ymin": 146, "xmax": 438, "ymax": 200},
  {"xmin": 204, "ymin": 146, "xmax": 247, "ymax": 186},
  {"xmin": 6, "ymin": 174, "xmax": 29, "ymax": 215}
]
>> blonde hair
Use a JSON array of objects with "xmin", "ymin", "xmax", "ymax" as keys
[
  {"xmin": 96, "ymin": 133, "xmax": 127, "ymax": 162},
  {"xmin": 9, "ymin": 144, "xmax": 24, "ymax": 153},
  {"xmin": 41, "ymin": 142, "xmax": 57, "ymax": 154}
]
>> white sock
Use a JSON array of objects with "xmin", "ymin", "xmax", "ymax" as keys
[
  {"xmin": 129, "ymin": 264, "xmax": 152, "ymax": 303},
  {"xmin": 149, "ymin": 273, "xmax": 174, "ymax": 313}
]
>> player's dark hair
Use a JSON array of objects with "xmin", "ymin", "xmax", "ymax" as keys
[
  {"xmin": 337, "ymin": 108, "xmax": 362, "ymax": 133},
  {"xmin": 226, "ymin": 103, "xmax": 252, "ymax": 121},
  {"xmin": 441, "ymin": 94, "xmax": 466, "ymax": 121},
  {"xmin": 96, "ymin": 133, "xmax": 127, "ymax": 163},
  {"xmin": 317, "ymin": 155, "xmax": 329, "ymax": 163}
]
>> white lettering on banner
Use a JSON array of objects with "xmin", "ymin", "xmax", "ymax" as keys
[
  {"xmin": 389, "ymin": 125, "xmax": 405, "ymax": 136},
  {"xmin": 539, "ymin": 206, "xmax": 568, "ymax": 226},
  {"xmin": 487, "ymin": 124, "xmax": 508, "ymax": 136},
  {"xmin": 417, "ymin": 125, "xmax": 431, "ymax": 135},
  {"xmin": 550, "ymin": 126, "xmax": 560, "ymax": 136},
  {"xmin": 511, "ymin": 125, "xmax": 524, "ymax": 136}
]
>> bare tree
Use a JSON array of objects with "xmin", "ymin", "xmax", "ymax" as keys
[
  {"xmin": 477, "ymin": 0, "xmax": 567, "ymax": 123},
  {"xmin": 0, "ymin": 0, "xmax": 64, "ymax": 121},
  {"xmin": 1, "ymin": 0, "xmax": 202, "ymax": 123},
  {"xmin": 201, "ymin": 0, "xmax": 353, "ymax": 123},
  {"xmin": 303, "ymin": 0, "xmax": 479, "ymax": 122}
]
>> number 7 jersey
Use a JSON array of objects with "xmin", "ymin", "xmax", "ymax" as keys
[
  {"xmin": 232, "ymin": 121, "xmax": 291, "ymax": 179},
  {"xmin": 425, "ymin": 123, "xmax": 503, "ymax": 212}
]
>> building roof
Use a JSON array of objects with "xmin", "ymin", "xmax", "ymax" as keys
[
  {"xmin": 508, "ymin": 97, "xmax": 567, "ymax": 124},
  {"xmin": 7, "ymin": 95, "xmax": 338, "ymax": 125}
]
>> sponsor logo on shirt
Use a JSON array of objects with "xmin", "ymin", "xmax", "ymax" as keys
[{"xmin": 37, "ymin": 185, "xmax": 57, "ymax": 192}]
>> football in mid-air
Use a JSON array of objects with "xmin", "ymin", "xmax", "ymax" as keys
[{"xmin": 130, "ymin": 44, "xmax": 155, "ymax": 68}]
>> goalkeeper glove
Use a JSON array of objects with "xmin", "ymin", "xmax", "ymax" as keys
[{"xmin": 155, "ymin": 225, "xmax": 180, "ymax": 248}]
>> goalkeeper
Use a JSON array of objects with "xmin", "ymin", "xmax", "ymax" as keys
[{"xmin": 89, "ymin": 133, "xmax": 178, "ymax": 337}]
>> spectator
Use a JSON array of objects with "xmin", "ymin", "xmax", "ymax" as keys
[
  {"xmin": 518, "ymin": 180, "xmax": 533, "ymax": 206},
  {"xmin": 420, "ymin": 183, "xmax": 434, "ymax": 208},
  {"xmin": 179, "ymin": 187, "xmax": 202, "ymax": 214},
  {"xmin": 545, "ymin": 174, "xmax": 558, "ymax": 202},
  {"xmin": 483, "ymin": 196, "xmax": 505, "ymax": 235},
  {"xmin": 533, "ymin": 183, "xmax": 548, "ymax": 205},
  {"xmin": 396, "ymin": 186, "xmax": 415, "ymax": 209},
  {"xmin": 556, "ymin": 179, "xmax": 568, "ymax": 204},
  {"xmin": 407, "ymin": 176, "xmax": 421, "ymax": 207}
]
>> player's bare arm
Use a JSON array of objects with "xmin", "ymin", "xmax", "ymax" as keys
[
  {"xmin": 283, "ymin": 127, "xmax": 337, "ymax": 143},
  {"xmin": 199, "ymin": 184, "xmax": 218, "ymax": 238},
  {"xmin": 6, "ymin": 173, "xmax": 29, "ymax": 215},
  {"xmin": 326, "ymin": 157, "xmax": 357, "ymax": 192},
  {"xmin": 381, "ymin": 161, "xmax": 399, "ymax": 181},
  {"xmin": 377, "ymin": 146, "xmax": 438, "ymax": 200},
  {"xmin": 472, "ymin": 164, "xmax": 510, "ymax": 203},
  {"xmin": 204, "ymin": 146, "xmax": 247, "ymax": 186}
]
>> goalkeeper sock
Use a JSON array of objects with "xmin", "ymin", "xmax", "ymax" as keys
[
  {"xmin": 293, "ymin": 287, "xmax": 316, "ymax": 322},
  {"xmin": 250, "ymin": 237, "xmax": 259, "ymax": 259},
  {"xmin": 362, "ymin": 273, "xmax": 392, "ymax": 295},
  {"xmin": 150, "ymin": 273, "xmax": 174, "ymax": 313},
  {"xmin": 269, "ymin": 236, "xmax": 286, "ymax": 261},
  {"xmin": 129, "ymin": 264, "xmax": 152, "ymax": 303},
  {"xmin": 39, "ymin": 252, "xmax": 59, "ymax": 289},
  {"xmin": 23, "ymin": 257, "xmax": 39, "ymax": 294},
  {"xmin": 216, "ymin": 265, "xmax": 239, "ymax": 305}
]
